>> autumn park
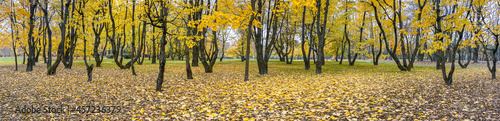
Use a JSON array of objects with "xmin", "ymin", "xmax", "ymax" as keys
[{"xmin": 0, "ymin": 0, "xmax": 499, "ymax": 120}]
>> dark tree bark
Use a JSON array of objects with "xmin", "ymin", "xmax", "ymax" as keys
[
  {"xmin": 60, "ymin": 1, "xmax": 78, "ymax": 70},
  {"xmin": 345, "ymin": 4, "xmax": 365, "ymax": 66},
  {"xmin": 240, "ymin": 42, "xmax": 245, "ymax": 62},
  {"xmin": 35, "ymin": 33, "xmax": 43, "ymax": 63},
  {"xmin": 138, "ymin": 26, "xmax": 146, "ymax": 65},
  {"xmin": 473, "ymin": 42, "xmax": 479, "ymax": 63},
  {"xmin": 9, "ymin": 0, "xmax": 19, "ymax": 71},
  {"xmin": 184, "ymin": 41, "xmax": 193, "ymax": 79},
  {"xmin": 26, "ymin": 0, "xmax": 38, "ymax": 72},
  {"xmin": 91, "ymin": 5, "xmax": 106, "ymax": 67},
  {"xmin": 369, "ymin": 0, "xmax": 409, "ymax": 71},
  {"xmin": 156, "ymin": 29, "xmax": 167, "ymax": 91},
  {"xmin": 372, "ymin": 34, "xmax": 383, "ymax": 66},
  {"xmin": 184, "ymin": 23, "xmax": 193, "ymax": 79},
  {"xmin": 130, "ymin": 1, "xmax": 137, "ymax": 75},
  {"xmin": 434, "ymin": 0, "xmax": 470, "ymax": 85},
  {"xmin": 152, "ymin": 27, "xmax": 157, "ymax": 64},
  {"xmin": 145, "ymin": 0, "xmax": 176, "ymax": 91},
  {"xmin": 253, "ymin": 0, "xmax": 279, "ymax": 74},
  {"xmin": 100, "ymin": 2, "xmax": 143, "ymax": 70},
  {"xmin": 315, "ymin": 0, "xmax": 330, "ymax": 74},
  {"xmin": 482, "ymin": 35, "xmax": 499, "ymax": 79},
  {"xmin": 192, "ymin": 44, "xmax": 199, "ymax": 67},
  {"xmin": 48, "ymin": 0, "xmax": 72, "ymax": 75},
  {"xmin": 168, "ymin": 37, "xmax": 174, "ymax": 60},
  {"xmin": 340, "ymin": 38, "xmax": 345, "ymax": 65},
  {"xmin": 458, "ymin": 46, "xmax": 472, "ymax": 68},
  {"xmin": 348, "ymin": 10, "xmax": 366, "ymax": 66},
  {"xmin": 407, "ymin": 0, "xmax": 427, "ymax": 70},
  {"xmin": 220, "ymin": 30, "xmax": 227, "ymax": 62},
  {"xmin": 181, "ymin": 12, "xmax": 193, "ymax": 79},
  {"xmin": 245, "ymin": 0, "xmax": 256, "ymax": 81},
  {"xmin": 481, "ymin": 15, "xmax": 499, "ymax": 79},
  {"xmin": 42, "ymin": 30, "xmax": 47, "ymax": 64},
  {"xmin": 10, "ymin": 21, "xmax": 18, "ymax": 71},
  {"xmin": 77, "ymin": 0, "xmax": 93, "ymax": 82},
  {"xmin": 197, "ymin": 0, "xmax": 219, "ymax": 73},
  {"xmin": 62, "ymin": 26, "xmax": 78, "ymax": 69},
  {"xmin": 23, "ymin": 51, "xmax": 26, "ymax": 65}
]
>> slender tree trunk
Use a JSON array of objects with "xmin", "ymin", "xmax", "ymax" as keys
[
  {"xmin": 192, "ymin": 45, "xmax": 199, "ymax": 67},
  {"xmin": 129, "ymin": 1, "xmax": 138, "ymax": 75},
  {"xmin": 26, "ymin": 0, "xmax": 38, "ymax": 72},
  {"xmin": 184, "ymin": 40, "xmax": 193, "ymax": 79},
  {"xmin": 83, "ymin": 23, "xmax": 93, "ymax": 82},
  {"xmin": 10, "ymin": 15, "xmax": 18, "ymax": 71},
  {"xmin": 43, "ymin": 33, "xmax": 47, "ymax": 63},
  {"xmin": 301, "ymin": 6, "xmax": 310, "ymax": 70},
  {"xmin": 156, "ymin": 25, "xmax": 168, "ymax": 91},
  {"xmin": 48, "ymin": 0, "xmax": 71, "ymax": 75},
  {"xmin": 315, "ymin": 0, "xmax": 330, "ymax": 74},
  {"xmin": 473, "ymin": 42, "xmax": 479, "ymax": 63},
  {"xmin": 482, "ymin": 35, "xmax": 499, "ymax": 79},
  {"xmin": 220, "ymin": 31, "xmax": 225, "ymax": 62},
  {"xmin": 244, "ymin": 0, "xmax": 256, "ymax": 81},
  {"xmin": 9, "ymin": 2, "xmax": 19, "ymax": 71},
  {"xmin": 23, "ymin": 52, "xmax": 26, "ymax": 64},
  {"xmin": 152, "ymin": 27, "xmax": 157, "ymax": 64},
  {"xmin": 340, "ymin": 40, "xmax": 345, "ymax": 65}
]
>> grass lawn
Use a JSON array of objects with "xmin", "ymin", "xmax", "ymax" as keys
[{"xmin": 0, "ymin": 57, "xmax": 498, "ymax": 120}]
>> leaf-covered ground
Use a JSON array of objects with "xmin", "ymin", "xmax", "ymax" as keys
[{"xmin": 0, "ymin": 58, "xmax": 499, "ymax": 120}]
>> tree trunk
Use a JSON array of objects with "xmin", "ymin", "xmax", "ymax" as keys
[
  {"xmin": 156, "ymin": 27, "xmax": 168, "ymax": 92},
  {"xmin": 48, "ymin": 0, "xmax": 72, "ymax": 75},
  {"xmin": 184, "ymin": 41, "xmax": 193, "ymax": 79},
  {"xmin": 152, "ymin": 27, "xmax": 157, "ymax": 64},
  {"xmin": 43, "ymin": 34, "xmax": 47, "ymax": 63},
  {"xmin": 9, "ymin": 7, "xmax": 18, "ymax": 71},
  {"xmin": 482, "ymin": 35, "xmax": 499, "ymax": 79},
  {"xmin": 315, "ymin": 0, "xmax": 330, "ymax": 74},
  {"xmin": 473, "ymin": 42, "xmax": 479, "ymax": 63},
  {"xmin": 372, "ymin": 34, "xmax": 383, "ymax": 66},
  {"xmin": 220, "ymin": 31, "xmax": 226, "ymax": 62},
  {"xmin": 192, "ymin": 45, "xmax": 199, "ymax": 67},
  {"xmin": 244, "ymin": 0, "xmax": 256, "ymax": 81},
  {"xmin": 370, "ymin": 1, "xmax": 408, "ymax": 71},
  {"xmin": 26, "ymin": 1, "xmax": 38, "ymax": 72},
  {"xmin": 301, "ymin": 6, "xmax": 310, "ymax": 70},
  {"xmin": 340, "ymin": 40, "xmax": 345, "ymax": 65},
  {"xmin": 23, "ymin": 52, "xmax": 26, "ymax": 65}
]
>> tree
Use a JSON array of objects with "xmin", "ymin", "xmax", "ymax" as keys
[
  {"xmin": 89, "ymin": 0, "xmax": 106, "ymax": 67},
  {"xmin": 219, "ymin": 28, "xmax": 229, "ymax": 61},
  {"xmin": 26, "ymin": 0, "xmax": 39, "ymax": 72},
  {"xmin": 75, "ymin": 0, "xmax": 93, "ymax": 81},
  {"xmin": 189, "ymin": 0, "xmax": 220, "ymax": 73},
  {"xmin": 424, "ymin": 0, "xmax": 471, "ymax": 85},
  {"xmin": 314, "ymin": 0, "xmax": 330, "ymax": 74},
  {"xmin": 145, "ymin": 0, "xmax": 178, "ymax": 91},
  {"xmin": 477, "ymin": 0, "xmax": 500, "ymax": 79},
  {"xmin": 151, "ymin": 27, "xmax": 157, "ymax": 64},
  {"xmin": 274, "ymin": 1, "xmax": 300, "ymax": 65},
  {"xmin": 367, "ymin": 0, "xmax": 426, "ymax": 71},
  {"xmin": 296, "ymin": 0, "xmax": 316, "ymax": 70},
  {"xmin": 47, "ymin": 0, "xmax": 72, "ymax": 75},
  {"xmin": 38, "ymin": 0, "xmax": 53, "ymax": 69},
  {"xmin": 244, "ymin": 0, "xmax": 256, "ymax": 81},
  {"xmin": 2, "ymin": 0, "xmax": 22, "ymax": 71}
]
